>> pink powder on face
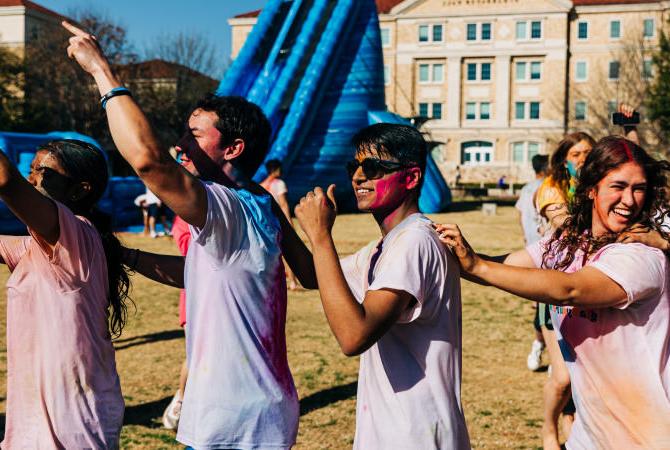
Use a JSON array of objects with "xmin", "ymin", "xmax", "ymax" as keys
[{"xmin": 368, "ymin": 171, "xmax": 408, "ymax": 210}]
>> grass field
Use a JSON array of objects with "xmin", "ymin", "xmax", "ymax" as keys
[{"xmin": 0, "ymin": 206, "xmax": 549, "ymax": 449}]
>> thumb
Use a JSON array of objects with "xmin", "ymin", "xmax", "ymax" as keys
[{"xmin": 326, "ymin": 184, "xmax": 338, "ymax": 213}]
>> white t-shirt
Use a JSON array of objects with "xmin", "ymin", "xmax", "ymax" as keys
[
  {"xmin": 261, "ymin": 178, "xmax": 288, "ymax": 203},
  {"xmin": 527, "ymin": 240, "xmax": 670, "ymax": 449},
  {"xmin": 176, "ymin": 182, "xmax": 299, "ymax": 450},
  {"xmin": 144, "ymin": 188, "xmax": 160, "ymax": 206},
  {"xmin": 515, "ymin": 178, "xmax": 543, "ymax": 244},
  {"xmin": 341, "ymin": 214, "xmax": 471, "ymax": 450}
]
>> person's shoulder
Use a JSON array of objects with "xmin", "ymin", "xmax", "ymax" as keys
[
  {"xmin": 598, "ymin": 242, "xmax": 665, "ymax": 261},
  {"xmin": 388, "ymin": 215, "xmax": 442, "ymax": 249}
]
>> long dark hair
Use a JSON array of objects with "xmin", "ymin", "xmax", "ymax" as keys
[
  {"xmin": 38, "ymin": 140, "xmax": 131, "ymax": 338},
  {"xmin": 544, "ymin": 136, "xmax": 670, "ymax": 270},
  {"xmin": 549, "ymin": 132, "xmax": 596, "ymax": 192}
]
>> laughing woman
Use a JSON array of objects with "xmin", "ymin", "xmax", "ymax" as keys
[
  {"xmin": 436, "ymin": 136, "xmax": 670, "ymax": 449},
  {"xmin": 0, "ymin": 140, "xmax": 128, "ymax": 449}
]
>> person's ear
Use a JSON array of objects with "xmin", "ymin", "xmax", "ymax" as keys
[
  {"xmin": 588, "ymin": 187, "xmax": 596, "ymax": 200},
  {"xmin": 223, "ymin": 138, "xmax": 245, "ymax": 161},
  {"xmin": 405, "ymin": 167, "xmax": 422, "ymax": 190}
]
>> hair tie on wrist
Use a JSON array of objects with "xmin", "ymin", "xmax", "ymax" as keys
[{"xmin": 100, "ymin": 87, "xmax": 132, "ymax": 110}]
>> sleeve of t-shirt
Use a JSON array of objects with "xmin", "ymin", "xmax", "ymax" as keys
[
  {"xmin": 535, "ymin": 183, "xmax": 565, "ymax": 215},
  {"xmin": 189, "ymin": 182, "xmax": 245, "ymax": 263},
  {"xmin": 525, "ymin": 238, "xmax": 546, "ymax": 268},
  {"xmin": 29, "ymin": 202, "xmax": 101, "ymax": 285},
  {"xmin": 0, "ymin": 236, "xmax": 30, "ymax": 271},
  {"xmin": 589, "ymin": 243, "xmax": 665, "ymax": 309},
  {"xmin": 340, "ymin": 242, "xmax": 375, "ymax": 303},
  {"xmin": 271, "ymin": 179, "xmax": 288, "ymax": 197},
  {"xmin": 368, "ymin": 228, "xmax": 439, "ymax": 323}
]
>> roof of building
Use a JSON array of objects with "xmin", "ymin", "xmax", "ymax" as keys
[
  {"xmin": 0, "ymin": 0, "xmax": 69, "ymax": 21},
  {"xmin": 116, "ymin": 59, "xmax": 217, "ymax": 83},
  {"xmin": 233, "ymin": 0, "xmax": 661, "ymax": 18}
]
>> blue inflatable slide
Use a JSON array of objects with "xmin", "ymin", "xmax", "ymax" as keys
[{"xmin": 217, "ymin": 0, "xmax": 451, "ymax": 212}]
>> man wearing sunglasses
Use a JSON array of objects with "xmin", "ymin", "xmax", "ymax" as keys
[{"xmin": 295, "ymin": 123, "xmax": 471, "ymax": 449}]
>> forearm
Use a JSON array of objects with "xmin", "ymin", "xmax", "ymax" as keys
[
  {"xmin": 277, "ymin": 207, "xmax": 318, "ymax": 289},
  {"xmin": 124, "ymin": 248, "xmax": 185, "ymax": 288},
  {"xmin": 311, "ymin": 235, "xmax": 371, "ymax": 354}
]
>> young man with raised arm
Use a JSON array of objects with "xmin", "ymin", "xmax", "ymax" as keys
[
  {"xmin": 63, "ymin": 21, "xmax": 317, "ymax": 450},
  {"xmin": 294, "ymin": 124, "xmax": 471, "ymax": 449}
]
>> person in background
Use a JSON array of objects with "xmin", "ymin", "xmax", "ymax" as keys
[
  {"xmin": 515, "ymin": 154, "xmax": 549, "ymax": 372},
  {"xmin": 261, "ymin": 159, "xmax": 298, "ymax": 289}
]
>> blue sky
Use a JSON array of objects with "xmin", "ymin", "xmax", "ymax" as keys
[{"xmin": 40, "ymin": 0, "xmax": 268, "ymax": 74}]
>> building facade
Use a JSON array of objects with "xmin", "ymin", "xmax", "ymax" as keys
[
  {"xmin": 0, "ymin": 0, "xmax": 67, "ymax": 56},
  {"xmin": 230, "ymin": 0, "xmax": 669, "ymax": 183}
]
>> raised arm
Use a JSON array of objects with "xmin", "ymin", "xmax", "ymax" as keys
[
  {"xmin": 295, "ymin": 186, "xmax": 412, "ymax": 356},
  {"xmin": 437, "ymin": 224, "xmax": 627, "ymax": 308},
  {"xmin": 0, "ymin": 150, "xmax": 59, "ymax": 245},
  {"xmin": 63, "ymin": 21, "xmax": 207, "ymax": 228}
]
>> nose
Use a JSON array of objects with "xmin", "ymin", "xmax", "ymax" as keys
[
  {"xmin": 351, "ymin": 166, "xmax": 366, "ymax": 184},
  {"xmin": 621, "ymin": 187, "xmax": 635, "ymax": 206}
]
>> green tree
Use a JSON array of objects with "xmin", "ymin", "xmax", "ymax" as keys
[
  {"xmin": 0, "ymin": 47, "xmax": 25, "ymax": 130},
  {"xmin": 647, "ymin": 18, "xmax": 670, "ymax": 149}
]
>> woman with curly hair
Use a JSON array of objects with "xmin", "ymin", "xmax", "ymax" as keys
[
  {"xmin": 436, "ymin": 136, "xmax": 670, "ymax": 449},
  {"xmin": 0, "ymin": 140, "xmax": 130, "ymax": 448}
]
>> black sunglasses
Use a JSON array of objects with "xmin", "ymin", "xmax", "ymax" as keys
[{"xmin": 346, "ymin": 158, "xmax": 416, "ymax": 179}]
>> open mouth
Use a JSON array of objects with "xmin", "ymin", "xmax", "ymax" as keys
[
  {"xmin": 613, "ymin": 207, "xmax": 632, "ymax": 219},
  {"xmin": 356, "ymin": 188, "xmax": 373, "ymax": 195}
]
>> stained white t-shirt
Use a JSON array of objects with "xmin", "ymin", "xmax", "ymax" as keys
[
  {"xmin": 515, "ymin": 178, "xmax": 543, "ymax": 244},
  {"xmin": 527, "ymin": 240, "xmax": 670, "ymax": 449},
  {"xmin": 176, "ymin": 182, "xmax": 299, "ymax": 450},
  {"xmin": 341, "ymin": 213, "xmax": 471, "ymax": 450}
]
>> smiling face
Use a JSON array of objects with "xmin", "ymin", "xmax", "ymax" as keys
[
  {"xmin": 590, "ymin": 161, "xmax": 647, "ymax": 237},
  {"xmin": 176, "ymin": 108, "xmax": 224, "ymax": 177},
  {"xmin": 351, "ymin": 150, "xmax": 420, "ymax": 213}
]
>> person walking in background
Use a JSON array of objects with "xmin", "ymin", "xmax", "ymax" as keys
[
  {"xmin": 515, "ymin": 154, "xmax": 549, "ymax": 372},
  {"xmin": 261, "ymin": 159, "xmax": 299, "ymax": 289}
]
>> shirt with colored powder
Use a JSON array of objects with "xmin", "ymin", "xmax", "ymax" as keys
[
  {"xmin": 534, "ymin": 176, "xmax": 567, "ymax": 216},
  {"xmin": 0, "ymin": 202, "xmax": 124, "ymax": 449},
  {"xmin": 176, "ymin": 182, "xmax": 298, "ymax": 450},
  {"xmin": 527, "ymin": 239, "xmax": 670, "ymax": 449},
  {"xmin": 260, "ymin": 178, "xmax": 288, "ymax": 203},
  {"xmin": 341, "ymin": 213, "xmax": 471, "ymax": 450},
  {"xmin": 171, "ymin": 216, "xmax": 191, "ymax": 327}
]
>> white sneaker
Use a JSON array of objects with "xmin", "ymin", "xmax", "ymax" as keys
[
  {"xmin": 162, "ymin": 390, "xmax": 182, "ymax": 430},
  {"xmin": 150, "ymin": 231, "xmax": 158, "ymax": 239},
  {"xmin": 527, "ymin": 339, "xmax": 544, "ymax": 371}
]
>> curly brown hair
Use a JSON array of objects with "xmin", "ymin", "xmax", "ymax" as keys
[
  {"xmin": 543, "ymin": 136, "xmax": 670, "ymax": 270},
  {"xmin": 548, "ymin": 132, "xmax": 596, "ymax": 194}
]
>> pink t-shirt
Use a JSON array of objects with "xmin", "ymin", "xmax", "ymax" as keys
[
  {"xmin": 527, "ymin": 240, "xmax": 670, "ymax": 449},
  {"xmin": 0, "ymin": 203, "xmax": 123, "ymax": 449},
  {"xmin": 341, "ymin": 214, "xmax": 471, "ymax": 450},
  {"xmin": 171, "ymin": 216, "xmax": 191, "ymax": 327}
]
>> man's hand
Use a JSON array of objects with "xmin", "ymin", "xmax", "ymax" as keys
[
  {"xmin": 294, "ymin": 185, "xmax": 337, "ymax": 244},
  {"xmin": 617, "ymin": 223, "xmax": 669, "ymax": 252},
  {"xmin": 63, "ymin": 21, "xmax": 111, "ymax": 77}
]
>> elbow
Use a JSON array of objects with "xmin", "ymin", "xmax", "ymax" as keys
[
  {"xmin": 338, "ymin": 335, "xmax": 370, "ymax": 357},
  {"xmin": 134, "ymin": 157, "xmax": 160, "ymax": 177}
]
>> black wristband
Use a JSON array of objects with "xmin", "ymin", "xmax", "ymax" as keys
[{"xmin": 100, "ymin": 87, "xmax": 131, "ymax": 109}]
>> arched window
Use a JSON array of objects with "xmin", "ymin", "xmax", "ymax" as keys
[{"xmin": 461, "ymin": 141, "xmax": 493, "ymax": 165}]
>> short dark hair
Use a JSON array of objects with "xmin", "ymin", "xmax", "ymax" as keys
[
  {"xmin": 531, "ymin": 154, "xmax": 549, "ymax": 174},
  {"xmin": 195, "ymin": 95, "xmax": 272, "ymax": 176},
  {"xmin": 265, "ymin": 159, "xmax": 282, "ymax": 174},
  {"xmin": 351, "ymin": 123, "xmax": 427, "ymax": 189}
]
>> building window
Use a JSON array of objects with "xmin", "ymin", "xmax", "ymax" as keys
[
  {"xmin": 575, "ymin": 61, "xmax": 588, "ymax": 81},
  {"xmin": 515, "ymin": 102, "xmax": 540, "ymax": 120},
  {"xmin": 608, "ymin": 101, "xmax": 618, "ymax": 115},
  {"xmin": 515, "ymin": 102, "xmax": 525, "ymax": 120},
  {"xmin": 480, "ymin": 102, "xmax": 491, "ymax": 120},
  {"xmin": 643, "ymin": 19, "xmax": 655, "ymax": 38},
  {"xmin": 512, "ymin": 142, "xmax": 541, "ymax": 164},
  {"xmin": 575, "ymin": 101, "xmax": 587, "ymax": 121},
  {"xmin": 529, "ymin": 102, "xmax": 540, "ymax": 119},
  {"xmin": 467, "ymin": 23, "xmax": 491, "ymax": 41},
  {"xmin": 419, "ymin": 25, "xmax": 429, "ymax": 42},
  {"xmin": 466, "ymin": 62, "xmax": 492, "ymax": 82},
  {"xmin": 462, "ymin": 141, "xmax": 493, "ymax": 165},
  {"xmin": 384, "ymin": 65, "xmax": 390, "ymax": 85},
  {"xmin": 610, "ymin": 20, "xmax": 621, "ymax": 39},
  {"xmin": 418, "ymin": 63, "xmax": 443, "ymax": 83},
  {"xmin": 608, "ymin": 61, "xmax": 620, "ymax": 80},
  {"xmin": 578, "ymin": 21, "xmax": 588, "ymax": 40},
  {"xmin": 516, "ymin": 21, "xmax": 527, "ymax": 40},
  {"xmin": 515, "ymin": 20, "xmax": 542, "ymax": 40},
  {"xmin": 381, "ymin": 28, "xmax": 391, "ymax": 46},
  {"xmin": 419, "ymin": 103, "xmax": 429, "ymax": 117},
  {"xmin": 433, "ymin": 24, "xmax": 443, "ymax": 42},
  {"xmin": 516, "ymin": 60, "xmax": 544, "ymax": 83},
  {"xmin": 432, "ymin": 103, "xmax": 442, "ymax": 119},
  {"xmin": 531, "ymin": 21, "xmax": 542, "ymax": 39},
  {"xmin": 467, "ymin": 23, "xmax": 477, "ymax": 41},
  {"xmin": 643, "ymin": 59, "xmax": 653, "ymax": 79},
  {"xmin": 481, "ymin": 23, "xmax": 491, "ymax": 40},
  {"xmin": 466, "ymin": 102, "xmax": 476, "ymax": 120}
]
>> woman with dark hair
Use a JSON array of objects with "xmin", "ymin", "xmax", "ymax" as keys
[
  {"xmin": 0, "ymin": 139, "xmax": 129, "ymax": 448},
  {"xmin": 436, "ymin": 136, "xmax": 670, "ymax": 448}
]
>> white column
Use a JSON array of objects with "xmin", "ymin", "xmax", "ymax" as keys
[
  {"xmin": 446, "ymin": 56, "xmax": 461, "ymax": 128},
  {"xmin": 495, "ymin": 55, "xmax": 511, "ymax": 128}
]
